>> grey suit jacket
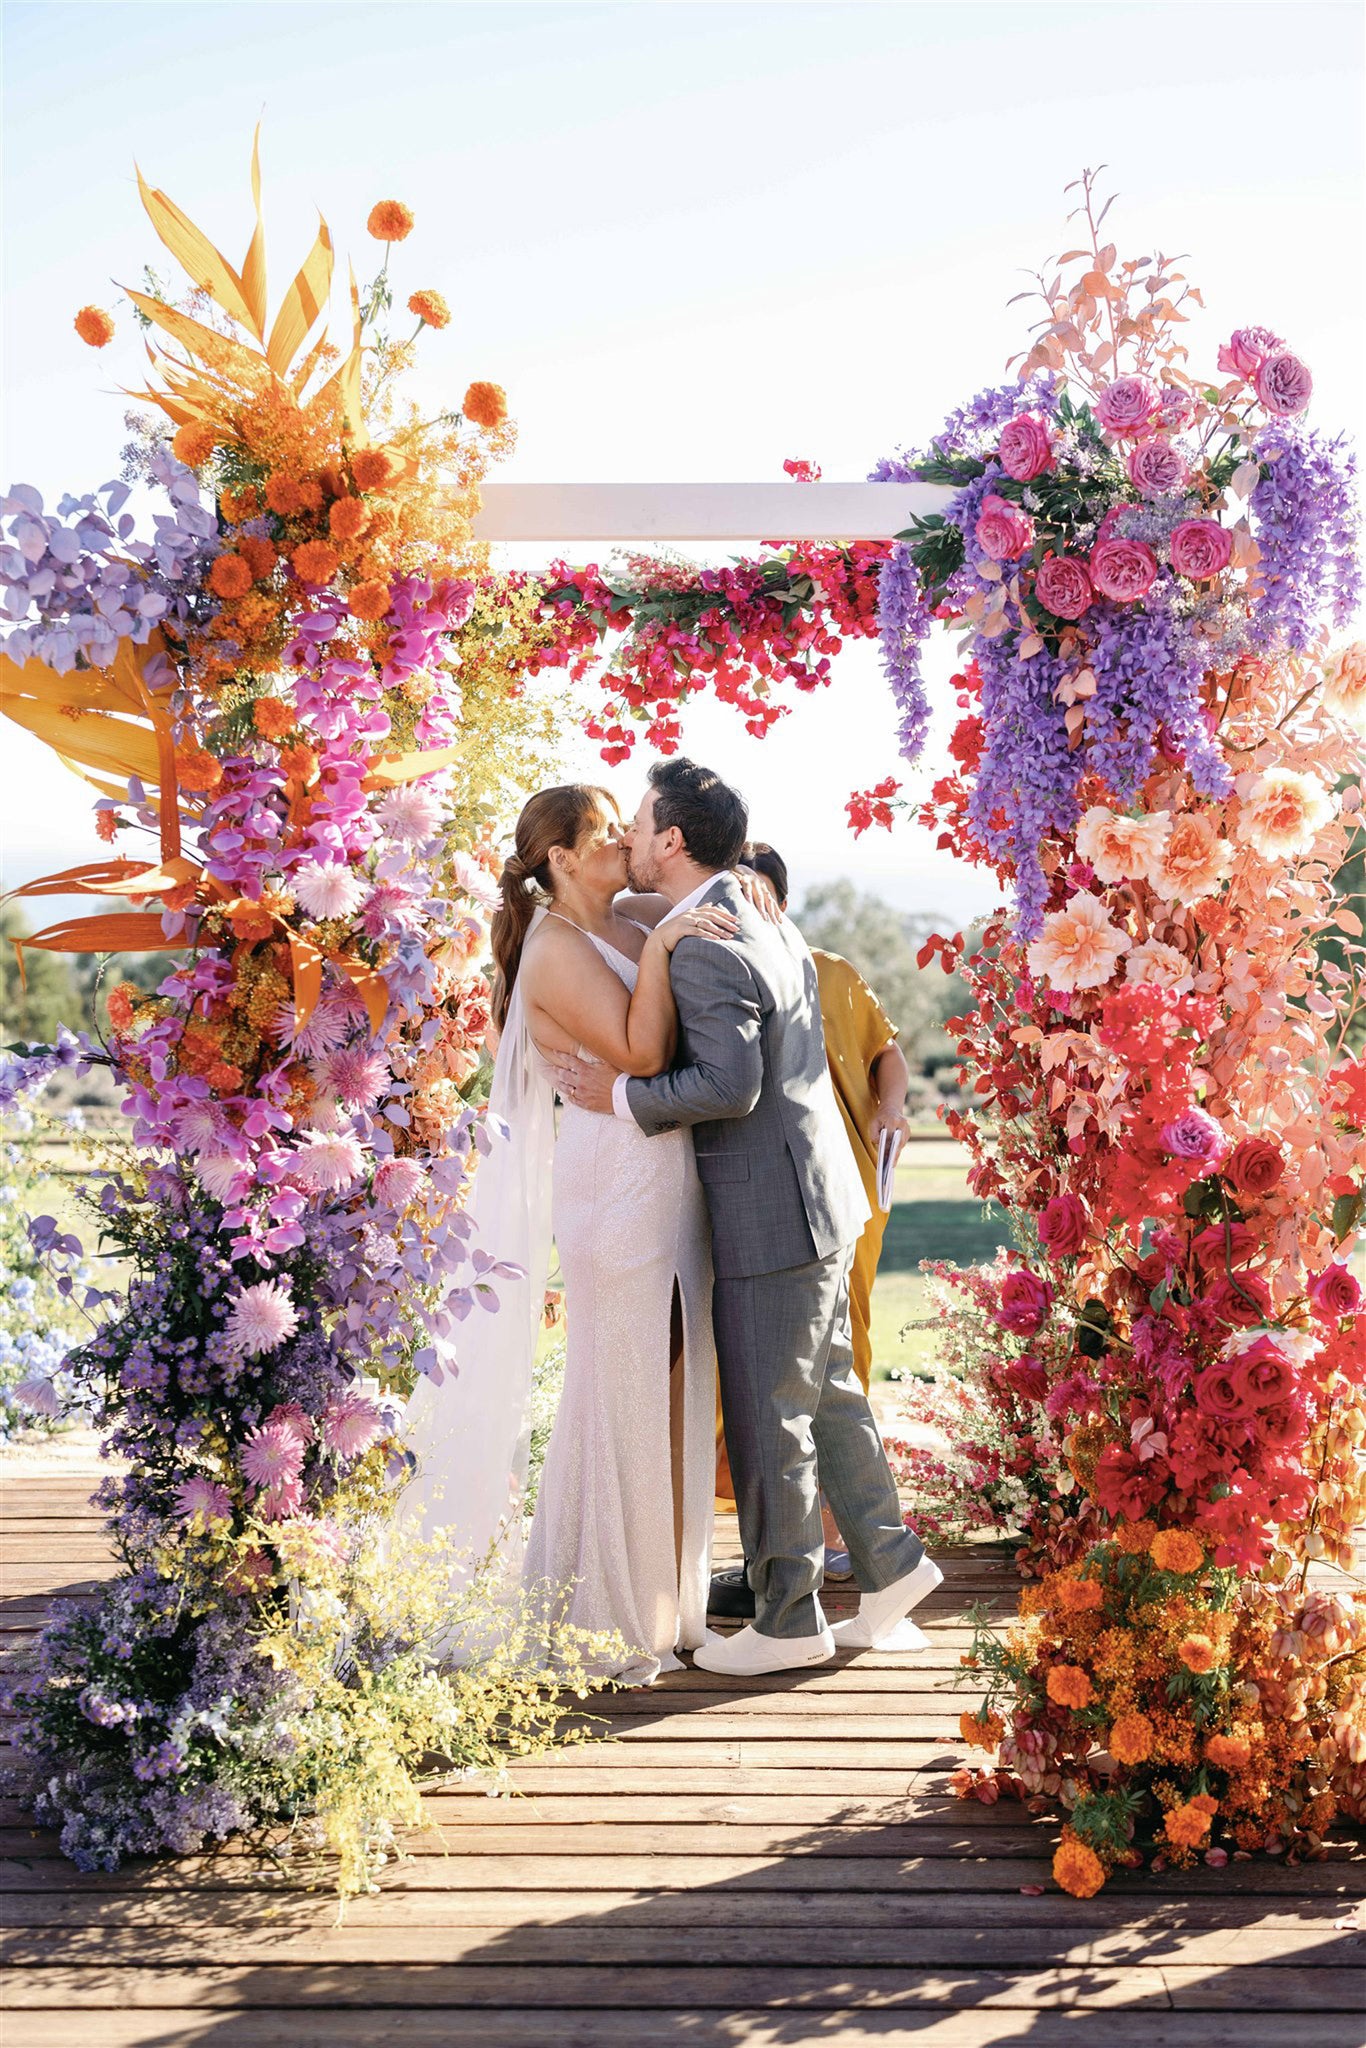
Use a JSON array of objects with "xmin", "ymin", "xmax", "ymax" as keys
[{"xmin": 624, "ymin": 874, "xmax": 870, "ymax": 1279}]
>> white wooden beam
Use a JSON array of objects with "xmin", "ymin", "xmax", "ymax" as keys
[{"xmin": 471, "ymin": 480, "xmax": 954, "ymax": 544}]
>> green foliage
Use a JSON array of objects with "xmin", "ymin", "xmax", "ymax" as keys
[
  {"xmin": 793, "ymin": 880, "xmax": 966, "ymax": 1071},
  {"xmin": 1, "ymin": 908, "xmax": 79, "ymax": 1046}
]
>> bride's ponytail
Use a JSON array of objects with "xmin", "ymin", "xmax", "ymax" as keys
[{"xmin": 489, "ymin": 784, "xmax": 616, "ymax": 1028}]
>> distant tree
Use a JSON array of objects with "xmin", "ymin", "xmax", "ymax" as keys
[
  {"xmin": 0, "ymin": 906, "xmax": 79, "ymax": 1046},
  {"xmin": 793, "ymin": 880, "xmax": 966, "ymax": 1071}
]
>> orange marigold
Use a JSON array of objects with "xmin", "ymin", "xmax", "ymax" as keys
[
  {"xmin": 238, "ymin": 536, "xmax": 278, "ymax": 582},
  {"xmin": 1205, "ymin": 1732, "xmax": 1253, "ymax": 1772},
  {"xmin": 328, "ymin": 496, "xmax": 368, "ymax": 544},
  {"xmin": 959, "ymin": 1709, "xmax": 1004, "ymax": 1751},
  {"xmin": 296, "ymin": 479, "xmax": 324, "ymax": 512},
  {"xmin": 462, "ymin": 379, "xmax": 508, "ymax": 429},
  {"xmin": 265, "ymin": 475, "xmax": 303, "ymax": 516},
  {"xmin": 252, "ymin": 698, "xmax": 296, "ymax": 741},
  {"xmin": 1108, "ymin": 1711, "xmax": 1156, "ymax": 1766},
  {"xmin": 205, "ymin": 1061, "xmax": 244, "ymax": 1095},
  {"xmin": 1178, "ymin": 1634, "xmax": 1218, "ymax": 1675},
  {"xmin": 291, "ymin": 540, "xmax": 340, "ymax": 587},
  {"xmin": 408, "ymin": 289, "xmax": 450, "ymax": 329},
  {"xmin": 1046, "ymin": 1664, "xmax": 1095, "ymax": 1710},
  {"xmin": 1150, "ymin": 1529, "xmax": 1204, "ymax": 1576},
  {"xmin": 227, "ymin": 901, "xmax": 275, "ymax": 944},
  {"xmin": 280, "ymin": 742, "xmax": 319, "ymax": 785},
  {"xmin": 1115, "ymin": 1519, "xmax": 1158, "ymax": 1555},
  {"xmin": 347, "ymin": 579, "xmax": 392, "ymax": 622},
  {"xmin": 1053, "ymin": 1834, "xmax": 1106, "ymax": 1899},
  {"xmin": 208, "ymin": 553, "xmax": 254, "ymax": 601},
  {"xmin": 1164, "ymin": 1799, "xmax": 1214, "ymax": 1849},
  {"xmin": 1058, "ymin": 1575, "xmax": 1104, "ymax": 1613},
  {"xmin": 219, "ymin": 486, "xmax": 259, "ymax": 523},
  {"xmin": 174, "ymin": 745, "xmax": 223, "ymax": 793},
  {"xmin": 106, "ymin": 983, "xmax": 139, "ymax": 1033},
  {"xmin": 367, "ymin": 199, "xmax": 414, "ymax": 242},
  {"xmin": 171, "ymin": 420, "xmax": 217, "ymax": 468},
  {"xmin": 74, "ymin": 305, "xmax": 115, "ymax": 348},
  {"xmin": 350, "ymin": 447, "xmax": 395, "ymax": 493}
]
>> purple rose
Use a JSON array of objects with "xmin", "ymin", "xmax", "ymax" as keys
[
  {"xmin": 1089, "ymin": 534, "xmax": 1159, "ymax": 604},
  {"xmin": 1255, "ymin": 348, "xmax": 1313, "ymax": 418},
  {"xmin": 1033, "ymin": 553, "xmax": 1093, "ymax": 620},
  {"xmin": 1126, "ymin": 438, "xmax": 1188, "ymax": 497},
  {"xmin": 998, "ymin": 413, "xmax": 1053, "ymax": 482},
  {"xmin": 975, "ymin": 494, "xmax": 1034, "ymax": 562},
  {"xmin": 1094, "ymin": 376, "xmax": 1159, "ymax": 439},
  {"xmin": 1169, "ymin": 518, "xmax": 1233, "ymax": 582},
  {"xmin": 1156, "ymin": 386, "xmax": 1197, "ymax": 433},
  {"xmin": 1217, "ymin": 326, "xmax": 1283, "ymax": 381},
  {"xmin": 1160, "ymin": 1105, "xmax": 1228, "ymax": 1166}
]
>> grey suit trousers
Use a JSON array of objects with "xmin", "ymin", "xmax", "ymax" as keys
[{"xmin": 713, "ymin": 1242, "xmax": 925, "ymax": 1638}]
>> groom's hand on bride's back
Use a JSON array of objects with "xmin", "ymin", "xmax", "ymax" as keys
[{"xmin": 549, "ymin": 1052, "xmax": 619, "ymax": 1116}]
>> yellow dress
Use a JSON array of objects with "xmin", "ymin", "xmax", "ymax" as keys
[{"xmin": 714, "ymin": 949, "xmax": 898, "ymax": 1506}]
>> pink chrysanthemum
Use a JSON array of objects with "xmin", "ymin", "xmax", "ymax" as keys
[
  {"xmin": 256, "ymin": 1478, "xmax": 304, "ymax": 1523},
  {"xmin": 239, "ymin": 1420, "xmax": 306, "ymax": 1491},
  {"xmin": 226, "ymin": 1280, "xmax": 300, "ymax": 1358},
  {"xmin": 290, "ymin": 860, "xmax": 367, "ymax": 922},
  {"xmin": 197, "ymin": 1153, "xmax": 248, "ymax": 1203},
  {"xmin": 316, "ymin": 1044, "xmax": 389, "ymax": 1109},
  {"xmin": 174, "ymin": 1475, "xmax": 234, "ymax": 1522},
  {"xmin": 372, "ymin": 1155, "xmax": 427, "ymax": 1210},
  {"xmin": 265, "ymin": 1401, "xmax": 315, "ymax": 1444},
  {"xmin": 375, "ymin": 784, "xmax": 443, "ymax": 845},
  {"xmin": 359, "ymin": 876, "xmax": 423, "ymax": 939},
  {"xmin": 320, "ymin": 1391, "xmax": 384, "ymax": 1462},
  {"xmin": 268, "ymin": 992, "xmax": 356, "ymax": 1057},
  {"xmin": 291, "ymin": 1131, "xmax": 366, "ymax": 1193}
]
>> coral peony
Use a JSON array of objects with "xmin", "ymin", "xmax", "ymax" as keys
[
  {"xmin": 1053, "ymin": 1836, "xmax": 1106, "ymax": 1899},
  {"xmin": 1149, "ymin": 1529, "xmax": 1204, "ymax": 1575},
  {"xmin": 1075, "ymin": 806, "xmax": 1170, "ymax": 885},
  {"xmin": 1033, "ymin": 553, "xmax": 1093, "ymax": 619},
  {"xmin": 1169, "ymin": 518, "xmax": 1233, "ymax": 582},
  {"xmin": 1235, "ymin": 766, "xmax": 1332, "ymax": 861},
  {"xmin": 226, "ymin": 1280, "xmax": 300, "ymax": 1359},
  {"xmin": 1150, "ymin": 811, "xmax": 1231, "ymax": 904},
  {"xmin": 975, "ymin": 494, "xmax": 1034, "ymax": 562},
  {"xmin": 367, "ymin": 199, "xmax": 414, "ymax": 242},
  {"xmin": 1124, "ymin": 937, "xmax": 1191, "ymax": 990},
  {"xmin": 997, "ymin": 412, "xmax": 1053, "ymax": 481},
  {"xmin": 1127, "ymin": 438, "xmax": 1187, "ymax": 496},
  {"xmin": 291, "ymin": 539, "xmax": 340, "ymax": 587},
  {"xmin": 1108, "ymin": 1711, "xmax": 1156, "ymax": 1766},
  {"xmin": 172, "ymin": 420, "xmax": 217, "ymax": 468},
  {"xmin": 1254, "ymin": 348, "xmax": 1312, "ymax": 417},
  {"xmin": 1046, "ymin": 1664, "xmax": 1095, "ymax": 1709},
  {"xmin": 1095, "ymin": 376, "xmax": 1159, "ymax": 438},
  {"xmin": 407, "ymin": 289, "xmax": 450, "ymax": 329},
  {"xmin": 208, "ymin": 552, "xmax": 254, "ymax": 600},
  {"xmin": 1026, "ymin": 893, "xmax": 1131, "ymax": 992},
  {"xmin": 1322, "ymin": 642, "xmax": 1366, "ymax": 726},
  {"xmin": 462, "ymin": 381, "xmax": 508, "ymax": 430},
  {"xmin": 1089, "ymin": 534, "xmax": 1159, "ymax": 604},
  {"xmin": 74, "ymin": 305, "xmax": 115, "ymax": 348}
]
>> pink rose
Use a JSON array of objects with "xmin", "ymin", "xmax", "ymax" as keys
[
  {"xmin": 1169, "ymin": 518, "xmax": 1233, "ymax": 582},
  {"xmin": 1094, "ymin": 376, "xmax": 1159, "ymax": 438},
  {"xmin": 1255, "ymin": 348, "xmax": 1313, "ymax": 418},
  {"xmin": 1034, "ymin": 554, "xmax": 1093, "ymax": 620},
  {"xmin": 1217, "ymin": 326, "xmax": 1283, "ymax": 381},
  {"xmin": 1231, "ymin": 1337, "xmax": 1296, "ymax": 1410},
  {"xmin": 1127, "ymin": 438, "xmax": 1188, "ymax": 497},
  {"xmin": 1194, "ymin": 1363, "xmax": 1251, "ymax": 1422},
  {"xmin": 1160, "ymin": 1105, "xmax": 1228, "ymax": 1166},
  {"xmin": 1308, "ymin": 1262, "xmax": 1363, "ymax": 1322},
  {"xmin": 975, "ymin": 494, "xmax": 1034, "ymax": 562},
  {"xmin": 1156, "ymin": 386, "xmax": 1198, "ymax": 433},
  {"xmin": 1038, "ymin": 1192, "xmax": 1089, "ymax": 1259},
  {"xmin": 997, "ymin": 1268, "xmax": 1054, "ymax": 1336},
  {"xmin": 1089, "ymin": 535, "xmax": 1159, "ymax": 604},
  {"xmin": 998, "ymin": 413, "xmax": 1054, "ymax": 482}
]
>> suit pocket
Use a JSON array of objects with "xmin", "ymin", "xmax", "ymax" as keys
[{"xmin": 695, "ymin": 1152, "xmax": 751, "ymax": 1184}]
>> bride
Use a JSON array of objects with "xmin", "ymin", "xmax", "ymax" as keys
[{"xmin": 404, "ymin": 783, "xmax": 737, "ymax": 1684}]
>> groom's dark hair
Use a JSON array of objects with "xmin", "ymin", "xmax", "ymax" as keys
[{"xmin": 647, "ymin": 758, "xmax": 748, "ymax": 871}]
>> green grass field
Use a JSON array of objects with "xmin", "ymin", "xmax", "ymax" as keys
[{"xmin": 868, "ymin": 1142, "xmax": 1016, "ymax": 1382}]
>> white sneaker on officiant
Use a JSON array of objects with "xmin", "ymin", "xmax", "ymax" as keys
[{"xmin": 831, "ymin": 1554, "xmax": 943, "ymax": 1651}]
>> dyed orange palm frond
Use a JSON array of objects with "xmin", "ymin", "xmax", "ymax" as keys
[{"xmin": 9, "ymin": 912, "xmax": 186, "ymax": 989}]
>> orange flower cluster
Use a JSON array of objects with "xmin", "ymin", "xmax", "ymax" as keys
[{"xmin": 74, "ymin": 305, "xmax": 115, "ymax": 348}]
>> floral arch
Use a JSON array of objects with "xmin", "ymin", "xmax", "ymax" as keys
[{"xmin": 2, "ymin": 152, "xmax": 1364, "ymax": 1900}]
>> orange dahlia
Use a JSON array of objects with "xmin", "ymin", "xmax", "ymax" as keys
[
  {"xmin": 1108, "ymin": 1711, "xmax": 1156, "ymax": 1766},
  {"xmin": 1150, "ymin": 1529, "xmax": 1204, "ymax": 1576},
  {"xmin": 350, "ymin": 447, "xmax": 395, "ymax": 493},
  {"xmin": 408, "ymin": 289, "xmax": 450, "ymax": 329},
  {"xmin": 238, "ymin": 536, "xmax": 278, "ymax": 582},
  {"xmin": 1046, "ymin": 1664, "xmax": 1094, "ymax": 1710},
  {"xmin": 1205, "ymin": 1732, "xmax": 1253, "ymax": 1772},
  {"xmin": 462, "ymin": 380, "xmax": 507, "ymax": 429},
  {"xmin": 171, "ymin": 420, "xmax": 218, "ymax": 468},
  {"xmin": 291, "ymin": 540, "xmax": 340, "ymax": 586},
  {"xmin": 367, "ymin": 200, "xmax": 414, "ymax": 242},
  {"xmin": 1177, "ymin": 1634, "xmax": 1218, "ymax": 1675},
  {"xmin": 74, "ymin": 305, "xmax": 115, "ymax": 348},
  {"xmin": 1053, "ymin": 1834, "xmax": 1106, "ymax": 1899},
  {"xmin": 347, "ymin": 579, "xmax": 392, "ymax": 622},
  {"xmin": 328, "ymin": 496, "xmax": 368, "ymax": 544},
  {"xmin": 208, "ymin": 553, "xmax": 254, "ymax": 601},
  {"xmin": 252, "ymin": 698, "xmax": 296, "ymax": 741}
]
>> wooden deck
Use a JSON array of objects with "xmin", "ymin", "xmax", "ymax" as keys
[{"xmin": 2, "ymin": 1475, "xmax": 1363, "ymax": 2047}]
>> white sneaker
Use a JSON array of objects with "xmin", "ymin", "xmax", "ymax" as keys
[
  {"xmin": 830, "ymin": 1555, "xmax": 943, "ymax": 1651},
  {"xmin": 691, "ymin": 1624, "xmax": 836, "ymax": 1675}
]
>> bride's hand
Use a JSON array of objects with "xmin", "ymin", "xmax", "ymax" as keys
[
  {"xmin": 654, "ymin": 904, "xmax": 740, "ymax": 955},
  {"xmin": 733, "ymin": 867, "xmax": 782, "ymax": 923}
]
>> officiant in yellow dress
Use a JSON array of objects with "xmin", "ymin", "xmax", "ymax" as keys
[{"xmin": 714, "ymin": 843, "xmax": 911, "ymax": 1512}]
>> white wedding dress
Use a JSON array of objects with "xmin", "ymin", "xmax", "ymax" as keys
[{"xmin": 402, "ymin": 911, "xmax": 715, "ymax": 1685}]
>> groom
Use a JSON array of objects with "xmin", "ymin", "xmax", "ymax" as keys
[{"xmin": 551, "ymin": 758, "xmax": 940, "ymax": 1676}]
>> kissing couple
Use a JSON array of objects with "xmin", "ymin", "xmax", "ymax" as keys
[{"xmin": 405, "ymin": 758, "xmax": 939, "ymax": 1684}]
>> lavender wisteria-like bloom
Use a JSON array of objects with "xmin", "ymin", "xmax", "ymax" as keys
[{"xmin": 1250, "ymin": 423, "xmax": 1362, "ymax": 652}]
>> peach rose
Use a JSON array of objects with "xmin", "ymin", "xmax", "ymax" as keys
[
  {"xmin": 1150, "ymin": 812, "xmax": 1231, "ymax": 904},
  {"xmin": 1235, "ymin": 766, "xmax": 1333, "ymax": 861},
  {"xmin": 1075, "ymin": 805, "xmax": 1171, "ymax": 884},
  {"xmin": 1323, "ymin": 642, "xmax": 1366, "ymax": 727},
  {"xmin": 1025, "ymin": 892, "xmax": 1131, "ymax": 992}
]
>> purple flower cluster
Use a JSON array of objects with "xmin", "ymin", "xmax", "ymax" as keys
[{"xmin": 1250, "ymin": 423, "xmax": 1362, "ymax": 652}]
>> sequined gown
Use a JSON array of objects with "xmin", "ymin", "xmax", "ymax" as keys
[{"xmin": 524, "ymin": 930, "xmax": 715, "ymax": 1684}]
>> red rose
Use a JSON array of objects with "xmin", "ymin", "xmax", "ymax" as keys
[
  {"xmin": 1230, "ymin": 1336, "xmax": 1296, "ymax": 1410},
  {"xmin": 1253, "ymin": 1400, "xmax": 1307, "ymax": 1451},
  {"xmin": 1193, "ymin": 1363, "xmax": 1252, "ymax": 1422},
  {"xmin": 1308, "ymin": 1262, "xmax": 1363, "ymax": 1322},
  {"xmin": 1002, "ymin": 1354, "xmax": 1048, "ymax": 1404},
  {"xmin": 1038, "ymin": 1192, "xmax": 1089, "ymax": 1259},
  {"xmin": 997, "ymin": 1269, "xmax": 1054, "ymax": 1336},
  {"xmin": 1191, "ymin": 1221, "xmax": 1258, "ymax": 1271},
  {"xmin": 1225, "ymin": 1137, "xmax": 1285, "ymax": 1198}
]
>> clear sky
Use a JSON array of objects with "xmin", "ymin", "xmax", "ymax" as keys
[{"xmin": 3, "ymin": 0, "xmax": 1363, "ymax": 927}]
